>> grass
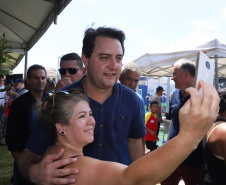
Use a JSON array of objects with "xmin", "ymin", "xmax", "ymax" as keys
[{"xmin": 0, "ymin": 138, "xmax": 13, "ymax": 185}]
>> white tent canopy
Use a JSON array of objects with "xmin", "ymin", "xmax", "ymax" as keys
[
  {"xmin": 0, "ymin": 0, "xmax": 71, "ymax": 72},
  {"xmin": 133, "ymin": 39, "xmax": 226, "ymax": 88}
]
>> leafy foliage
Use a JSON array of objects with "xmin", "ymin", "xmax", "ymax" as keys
[
  {"xmin": 0, "ymin": 34, "xmax": 12, "ymax": 75},
  {"xmin": 0, "ymin": 36, "xmax": 11, "ymax": 64}
]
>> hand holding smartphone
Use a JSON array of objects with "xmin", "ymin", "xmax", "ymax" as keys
[{"xmin": 194, "ymin": 51, "xmax": 215, "ymax": 98}]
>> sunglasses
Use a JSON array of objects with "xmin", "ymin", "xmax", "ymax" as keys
[{"xmin": 58, "ymin": 68, "xmax": 82, "ymax": 75}]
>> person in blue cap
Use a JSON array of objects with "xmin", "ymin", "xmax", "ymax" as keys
[
  {"xmin": 9, "ymin": 78, "xmax": 25, "ymax": 101},
  {"xmin": 14, "ymin": 78, "xmax": 24, "ymax": 94}
]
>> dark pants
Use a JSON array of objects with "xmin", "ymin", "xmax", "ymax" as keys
[
  {"xmin": 146, "ymin": 102, "xmax": 149, "ymax": 111},
  {"xmin": 161, "ymin": 163, "xmax": 200, "ymax": 185},
  {"xmin": 146, "ymin": 140, "xmax": 157, "ymax": 151},
  {"xmin": 156, "ymin": 121, "xmax": 161, "ymax": 136}
]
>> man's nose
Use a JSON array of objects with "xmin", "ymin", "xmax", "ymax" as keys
[
  {"xmin": 109, "ymin": 58, "xmax": 117, "ymax": 70},
  {"xmin": 65, "ymin": 69, "xmax": 71, "ymax": 76}
]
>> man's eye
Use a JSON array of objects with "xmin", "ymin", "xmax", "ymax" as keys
[
  {"xmin": 79, "ymin": 115, "xmax": 85, "ymax": 118},
  {"xmin": 116, "ymin": 57, "xmax": 122, "ymax": 62},
  {"xmin": 100, "ymin": 56, "xmax": 108, "ymax": 60}
]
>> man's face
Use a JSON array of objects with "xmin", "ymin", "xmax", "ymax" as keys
[
  {"xmin": 15, "ymin": 82, "xmax": 23, "ymax": 90},
  {"xmin": 27, "ymin": 69, "xmax": 47, "ymax": 92},
  {"xmin": 83, "ymin": 36, "xmax": 123, "ymax": 89},
  {"xmin": 120, "ymin": 70, "xmax": 140, "ymax": 91},
  {"xmin": 171, "ymin": 65, "xmax": 186, "ymax": 90},
  {"xmin": 60, "ymin": 60, "xmax": 85, "ymax": 83}
]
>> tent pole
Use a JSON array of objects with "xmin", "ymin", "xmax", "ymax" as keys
[
  {"xmin": 24, "ymin": 50, "xmax": 28, "ymax": 79},
  {"xmin": 166, "ymin": 77, "xmax": 170, "ymax": 113},
  {"xmin": 215, "ymin": 55, "xmax": 219, "ymax": 90}
]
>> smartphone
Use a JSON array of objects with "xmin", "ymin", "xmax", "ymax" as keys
[{"xmin": 194, "ymin": 51, "xmax": 215, "ymax": 97}]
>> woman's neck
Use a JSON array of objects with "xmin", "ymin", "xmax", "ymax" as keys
[{"xmin": 54, "ymin": 140, "xmax": 83, "ymax": 157}]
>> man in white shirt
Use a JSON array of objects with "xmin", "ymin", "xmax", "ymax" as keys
[{"xmin": 0, "ymin": 74, "xmax": 8, "ymax": 146}]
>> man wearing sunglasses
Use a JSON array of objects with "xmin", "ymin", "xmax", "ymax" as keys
[{"xmin": 55, "ymin": 53, "xmax": 86, "ymax": 91}]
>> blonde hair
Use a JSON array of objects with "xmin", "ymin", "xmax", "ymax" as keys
[{"xmin": 37, "ymin": 88, "xmax": 89, "ymax": 143}]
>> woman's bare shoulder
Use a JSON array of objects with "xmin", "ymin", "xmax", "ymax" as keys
[{"xmin": 66, "ymin": 156, "xmax": 128, "ymax": 185}]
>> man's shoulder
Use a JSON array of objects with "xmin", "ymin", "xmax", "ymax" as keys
[
  {"xmin": 11, "ymin": 91, "xmax": 33, "ymax": 106},
  {"xmin": 171, "ymin": 89, "xmax": 181, "ymax": 100},
  {"xmin": 115, "ymin": 83, "xmax": 137, "ymax": 96},
  {"xmin": 153, "ymin": 94, "xmax": 160, "ymax": 100},
  {"xmin": 13, "ymin": 91, "xmax": 31, "ymax": 101},
  {"xmin": 172, "ymin": 89, "xmax": 180, "ymax": 95},
  {"xmin": 61, "ymin": 80, "xmax": 83, "ymax": 90},
  {"xmin": 136, "ymin": 92, "xmax": 144, "ymax": 100},
  {"xmin": 114, "ymin": 83, "xmax": 141, "ymax": 107}
]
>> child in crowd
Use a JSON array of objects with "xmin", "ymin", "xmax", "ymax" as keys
[{"xmin": 145, "ymin": 101, "xmax": 159, "ymax": 152}]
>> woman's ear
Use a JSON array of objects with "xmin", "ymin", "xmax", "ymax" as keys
[{"xmin": 55, "ymin": 123, "xmax": 65, "ymax": 135}]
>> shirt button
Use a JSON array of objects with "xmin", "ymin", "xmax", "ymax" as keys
[
  {"xmin": 100, "ymin": 124, "xmax": 103, "ymax": 127},
  {"xmin": 99, "ymin": 143, "xmax": 102, "ymax": 147}
]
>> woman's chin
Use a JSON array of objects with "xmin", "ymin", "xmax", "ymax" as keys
[{"xmin": 84, "ymin": 137, "xmax": 94, "ymax": 146}]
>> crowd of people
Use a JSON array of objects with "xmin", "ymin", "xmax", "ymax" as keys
[{"xmin": 0, "ymin": 26, "xmax": 225, "ymax": 185}]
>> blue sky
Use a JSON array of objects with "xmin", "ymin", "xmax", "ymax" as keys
[{"xmin": 14, "ymin": 0, "xmax": 226, "ymax": 74}]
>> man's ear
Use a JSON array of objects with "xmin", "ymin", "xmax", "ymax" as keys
[
  {"xmin": 26, "ymin": 78, "xmax": 30, "ymax": 85},
  {"xmin": 82, "ymin": 67, "xmax": 87, "ymax": 75},
  {"xmin": 82, "ymin": 54, "xmax": 88, "ymax": 68}
]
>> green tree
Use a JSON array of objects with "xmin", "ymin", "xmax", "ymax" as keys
[
  {"xmin": 0, "ymin": 34, "xmax": 12, "ymax": 92},
  {"xmin": 0, "ymin": 34, "xmax": 12, "ymax": 75}
]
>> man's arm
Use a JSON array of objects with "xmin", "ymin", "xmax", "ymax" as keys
[
  {"xmin": 153, "ymin": 96, "xmax": 163, "ymax": 122},
  {"xmin": 156, "ymin": 107, "xmax": 163, "ymax": 122},
  {"xmin": 17, "ymin": 148, "xmax": 78, "ymax": 185},
  {"xmin": 128, "ymin": 138, "xmax": 144, "ymax": 162},
  {"xmin": 11, "ymin": 152, "xmax": 20, "ymax": 161}
]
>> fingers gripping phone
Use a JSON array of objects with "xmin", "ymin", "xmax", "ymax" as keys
[{"xmin": 194, "ymin": 51, "xmax": 215, "ymax": 97}]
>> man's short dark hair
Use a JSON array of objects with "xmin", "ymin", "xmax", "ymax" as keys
[
  {"xmin": 156, "ymin": 86, "xmax": 164, "ymax": 92},
  {"xmin": 82, "ymin": 27, "xmax": 126, "ymax": 58},
  {"xmin": 60, "ymin": 53, "xmax": 83, "ymax": 68},
  {"xmin": 27, "ymin": 64, "xmax": 47, "ymax": 79},
  {"xmin": 150, "ymin": 101, "xmax": 158, "ymax": 106},
  {"xmin": 0, "ymin": 74, "xmax": 4, "ymax": 79}
]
